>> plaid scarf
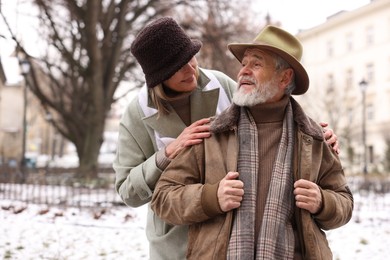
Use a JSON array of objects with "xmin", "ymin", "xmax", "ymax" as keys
[{"xmin": 227, "ymin": 102, "xmax": 295, "ymax": 259}]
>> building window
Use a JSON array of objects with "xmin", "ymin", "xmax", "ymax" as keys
[
  {"xmin": 346, "ymin": 69, "xmax": 353, "ymax": 90},
  {"xmin": 389, "ymin": 18, "xmax": 390, "ymax": 40},
  {"xmin": 366, "ymin": 63, "xmax": 375, "ymax": 83},
  {"xmin": 327, "ymin": 40, "xmax": 333, "ymax": 57},
  {"xmin": 368, "ymin": 145, "xmax": 374, "ymax": 164},
  {"xmin": 367, "ymin": 103, "xmax": 374, "ymax": 121},
  {"xmin": 366, "ymin": 25, "xmax": 374, "ymax": 46},
  {"xmin": 347, "ymin": 107, "xmax": 354, "ymax": 124},
  {"xmin": 346, "ymin": 33, "xmax": 353, "ymax": 51},
  {"xmin": 389, "ymin": 57, "xmax": 390, "ymax": 80},
  {"xmin": 327, "ymin": 74, "xmax": 334, "ymax": 92}
]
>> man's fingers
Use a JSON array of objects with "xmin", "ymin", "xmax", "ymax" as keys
[
  {"xmin": 229, "ymin": 187, "xmax": 244, "ymax": 197},
  {"xmin": 293, "ymin": 179, "xmax": 322, "ymax": 214},
  {"xmin": 225, "ymin": 171, "xmax": 239, "ymax": 180},
  {"xmin": 294, "ymin": 179, "xmax": 312, "ymax": 189}
]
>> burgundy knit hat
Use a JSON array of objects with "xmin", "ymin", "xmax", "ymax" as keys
[{"xmin": 131, "ymin": 17, "xmax": 202, "ymax": 88}]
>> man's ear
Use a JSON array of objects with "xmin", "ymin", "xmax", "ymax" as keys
[{"xmin": 280, "ymin": 68, "xmax": 294, "ymax": 88}]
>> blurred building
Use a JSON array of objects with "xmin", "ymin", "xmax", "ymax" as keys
[
  {"xmin": 0, "ymin": 58, "xmax": 22, "ymax": 165},
  {"xmin": 0, "ymin": 56, "xmax": 58, "ymax": 168},
  {"xmin": 296, "ymin": 0, "xmax": 390, "ymax": 174}
]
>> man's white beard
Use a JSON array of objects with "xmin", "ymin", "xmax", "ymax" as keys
[{"xmin": 232, "ymin": 76, "xmax": 279, "ymax": 106}]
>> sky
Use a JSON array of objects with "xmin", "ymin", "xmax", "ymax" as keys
[
  {"xmin": 252, "ymin": 0, "xmax": 371, "ymax": 34},
  {"xmin": 1, "ymin": 184, "xmax": 390, "ymax": 259}
]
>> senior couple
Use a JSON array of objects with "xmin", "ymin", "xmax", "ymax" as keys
[{"xmin": 114, "ymin": 17, "xmax": 353, "ymax": 260}]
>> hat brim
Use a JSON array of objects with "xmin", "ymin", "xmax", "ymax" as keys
[{"xmin": 228, "ymin": 43, "xmax": 309, "ymax": 95}]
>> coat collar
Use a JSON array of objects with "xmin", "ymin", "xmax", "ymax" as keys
[
  {"xmin": 210, "ymin": 97, "xmax": 324, "ymax": 141},
  {"xmin": 290, "ymin": 98, "xmax": 324, "ymax": 141},
  {"xmin": 142, "ymin": 68, "xmax": 222, "ymax": 138}
]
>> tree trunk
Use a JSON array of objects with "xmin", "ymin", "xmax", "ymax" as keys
[{"xmin": 76, "ymin": 116, "xmax": 105, "ymax": 180}]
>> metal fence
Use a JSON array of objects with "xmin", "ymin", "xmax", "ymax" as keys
[
  {"xmin": 0, "ymin": 165, "xmax": 125, "ymax": 208},
  {"xmin": 1, "ymin": 164, "xmax": 390, "ymax": 208},
  {"xmin": 347, "ymin": 175, "xmax": 390, "ymax": 194}
]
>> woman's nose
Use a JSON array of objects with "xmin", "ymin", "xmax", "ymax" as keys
[{"xmin": 181, "ymin": 62, "xmax": 196, "ymax": 73}]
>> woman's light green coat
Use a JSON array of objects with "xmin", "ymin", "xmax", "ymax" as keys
[{"xmin": 113, "ymin": 68, "xmax": 236, "ymax": 260}]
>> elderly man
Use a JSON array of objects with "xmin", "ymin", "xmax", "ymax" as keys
[{"xmin": 151, "ymin": 25, "xmax": 353, "ymax": 259}]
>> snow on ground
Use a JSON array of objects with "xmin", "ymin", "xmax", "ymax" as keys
[
  {"xmin": 0, "ymin": 202, "xmax": 149, "ymax": 260},
  {"xmin": 1, "ymin": 191, "xmax": 390, "ymax": 259},
  {"xmin": 327, "ymin": 191, "xmax": 390, "ymax": 260}
]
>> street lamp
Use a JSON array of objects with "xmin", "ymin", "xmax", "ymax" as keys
[
  {"xmin": 359, "ymin": 79, "xmax": 368, "ymax": 175},
  {"xmin": 19, "ymin": 59, "xmax": 30, "ymax": 176}
]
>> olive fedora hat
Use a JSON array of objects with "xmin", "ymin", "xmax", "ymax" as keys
[{"xmin": 228, "ymin": 25, "xmax": 309, "ymax": 95}]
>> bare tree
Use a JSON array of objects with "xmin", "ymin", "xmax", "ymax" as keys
[
  {"xmin": 1, "ymin": 0, "xmax": 179, "ymax": 179},
  {"xmin": 1, "ymin": 0, "xmax": 267, "ymax": 179}
]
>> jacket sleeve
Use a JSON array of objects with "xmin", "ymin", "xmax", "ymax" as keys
[
  {"xmin": 151, "ymin": 143, "xmax": 223, "ymax": 225},
  {"xmin": 312, "ymin": 141, "xmax": 354, "ymax": 230},
  {"xmin": 113, "ymin": 99, "xmax": 161, "ymax": 207}
]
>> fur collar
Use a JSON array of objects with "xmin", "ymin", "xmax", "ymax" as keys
[{"xmin": 210, "ymin": 97, "xmax": 324, "ymax": 141}]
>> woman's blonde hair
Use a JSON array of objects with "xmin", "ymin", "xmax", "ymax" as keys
[{"xmin": 149, "ymin": 84, "xmax": 171, "ymax": 116}]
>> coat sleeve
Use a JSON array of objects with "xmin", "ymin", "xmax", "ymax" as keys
[
  {"xmin": 151, "ymin": 143, "xmax": 223, "ymax": 225},
  {"xmin": 312, "ymin": 142, "xmax": 354, "ymax": 230},
  {"xmin": 113, "ymin": 99, "xmax": 161, "ymax": 207}
]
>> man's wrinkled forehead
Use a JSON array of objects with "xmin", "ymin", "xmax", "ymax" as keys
[{"xmin": 243, "ymin": 47, "xmax": 272, "ymax": 60}]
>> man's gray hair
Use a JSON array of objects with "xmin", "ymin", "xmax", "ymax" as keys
[{"xmin": 272, "ymin": 52, "xmax": 296, "ymax": 95}]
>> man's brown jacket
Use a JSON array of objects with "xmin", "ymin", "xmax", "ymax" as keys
[{"xmin": 151, "ymin": 97, "xmax": 353, "ymax": 260}]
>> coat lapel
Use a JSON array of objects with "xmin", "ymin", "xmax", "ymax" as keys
[
  {"xmin": 142, "ymin": 110, "xmax": 185, "ymax": 138},
  {"xmin": 190, "ymin": 87, "xmax": 221, "ymax": 121},
  {"xmin": 142, "ymin": 85, "xmax": 221, "ymax": 138}
]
